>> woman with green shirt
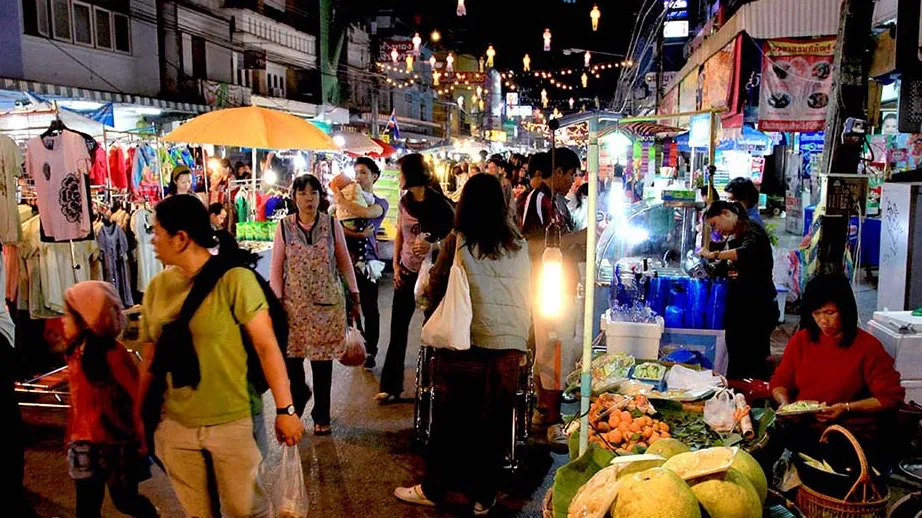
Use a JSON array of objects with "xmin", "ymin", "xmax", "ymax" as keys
[{"xmin": 138, "ymin": 195, "xmax": 302, "ymax": 517}]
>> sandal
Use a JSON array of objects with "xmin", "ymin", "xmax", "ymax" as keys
[
  {"xmin": 374, "ymin": 392, "xmax": 400, "ymax": 405},
  {"xmin": 314, "ymin": 424, "xmax": 332, "ymax": 436},
  {"xmin": 394, "ymin": 485, "xmax": 436, "ymax": 507}
]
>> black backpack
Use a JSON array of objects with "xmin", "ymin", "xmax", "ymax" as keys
[{"xmin": 241, "ymin": 271, "xmax": 288, "ymax": 394}]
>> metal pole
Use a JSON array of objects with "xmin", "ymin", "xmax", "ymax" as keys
[
  {"xmin": 578, "ymin": 115, "xmax": 600, "ymax": 456},
  {"xmin": 252, "ymin": 147, "xmax": 258, "ymax": 221}
]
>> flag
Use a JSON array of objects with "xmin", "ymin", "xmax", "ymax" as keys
[{"xmin": 386, "ymin": 109, "xmax": 400, "ymax": 140}]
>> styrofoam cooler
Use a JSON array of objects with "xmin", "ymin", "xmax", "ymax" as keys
[
  {"xmin": 867, "ymin": 312, "xmax": 922, "ymax": 404},
  {"xmin": 601, "ymin": 310, "xmax": 664, "ymax": 360},
  {"xmin": 903, "ymin": 381, "xmax": 922, "ymax": 406}
]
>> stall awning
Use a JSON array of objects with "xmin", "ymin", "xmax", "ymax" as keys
[
  {"xmin": 333, "ymin": 130, "xmax": 383, "ymax": 155},
  {"xmin": 0, "ymin": 77, "xmax": 210, "ymax": 114},
  {"xmin": 675, "ymin": 125, "xmax": 774, "ymax": 155},
  {"xmin": 368, "ymin": 138, "xmax": 398, "ymax": 158},
  {"xmin": 663, "ymin": 0, "xmax": 842, "ymax": 98},
  {"xmin": 601, "ymin": 122, "xmax": 685, "ymax": 140}
]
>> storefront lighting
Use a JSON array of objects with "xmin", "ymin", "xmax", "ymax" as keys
[
  {"xmin": 523, "ymin": 54, "xmax": 531, "ymax": 72},
  {"xmin": 543, "ymin": 28, "xmax": 552, "ymax": 51},
  {"xmin": 264, "ymin": 169, "xmax": 278, "ymax": 185},
  {"xmin": 457, "ymin": 96, "xmax": 464, "ymax": 109},
  {"xmin": 476, "ymin": 86, "xmax": 483, "ymax": 97},
  {"xmin": 433, "ymin": 71, "xmax": 441, "ymax": 86},
  {"xmin": 618, "ymin": 225, "xmax": 650, "ymax": 246},
  {"xmin": 486, "ymin": 45, "xmax": 496, "ymax": 67},
  {"xmin": 333, "ymin": 135, "xmax": 346, "ymax": 148},
  {"xmin": 294, "ymin": 154, "xmax": 307, "ymax": 170},
  {"xmin": 208, "ymin": 157, "xmax": 221, "ymax": 172},
  {"xmin": 537, "ymin": 225, "xmax": 564, "ymax": 317},
  {"xmin": 590, "ymin": 4, "xmax": 601, "ymax": 31}
]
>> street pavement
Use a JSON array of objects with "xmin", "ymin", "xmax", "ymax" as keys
[{"xmin": 21, "ymin": 278, "xmax": 565, "ymax": 518}]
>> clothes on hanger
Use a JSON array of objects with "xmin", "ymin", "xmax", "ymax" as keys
[
  {"xmin": 0, "ymin": 134, "xmax": 23, "ymax": 243},
  {"xmin": 90, "ymin": 146, "xmax": 108, "ymax": 185},
  {"xmin": 108, "ymin": 145, "xmax": 129, "ymax": 189},
  {"xmin": 96, "ymin": 221, "xmax": 133, "ymax": 307},
  {"xmin": 25, "ymin": 130, "xmax": 93, "ymax": 241},
  {"xmin": 130, "ymin": 206, "xmax": 161, "ymax": 293}
]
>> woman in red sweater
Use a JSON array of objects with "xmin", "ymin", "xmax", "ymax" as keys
[{"xmin": 770, "ymin": 274, "xmax": 903, "ymax": 455}]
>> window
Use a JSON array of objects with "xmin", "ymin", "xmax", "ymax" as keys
[
  {"xmin": 191, "ymin": 36, "xmax": 206, "ymax": 79},
  {"xmin": 72, "ymin": 1, "xmax": 92, "ymax": 46},
  {"xmin": 113, "ymin": 12, "xmax": 130, "ymax": 52},
  {"xmin": 94, "ymin": 7, "xmax": 111, "ymax": 49},
  {"xmin": 51, "ymin": 0, "xmax": 71, "ymax": 41},
  {"xmin": 21, "ymin": 0, "xmax": 51, "ymax": 37}
]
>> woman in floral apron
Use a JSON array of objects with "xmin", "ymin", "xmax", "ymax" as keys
[{"xmin": 270, "ymin": 174, "xmax": 360, "ymax": 435}]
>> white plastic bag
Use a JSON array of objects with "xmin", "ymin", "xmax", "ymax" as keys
[
  {"xmin": 665, "ymin": 365, "xmax": 725, "ymax": 392},
  {"xmin": 274, "ymin": 445, "xmax": 308, "ymax": 518},
  {"xmin": 413, "ymin": 252, "xmax": 434, "ymax": 307},
  {"xmin": 420, "ymin": 243, "xmax": 471, "ymax": 351},
  {"xmin": 703, "ymin": 389, "xmax": 737, "ymax": 433},
  {"xmin": 339, "ymin": 325, "xmax": 366, "ymax": 367}
]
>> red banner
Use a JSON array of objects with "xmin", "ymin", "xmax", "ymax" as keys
[{"xmin": 758, "ymin": 37, "xmax": 836, "ymax": 132}]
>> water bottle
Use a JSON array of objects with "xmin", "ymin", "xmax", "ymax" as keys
[
  {"xmin": 688, "ymin": 279, "xmax": 707, "ymax": 329},
  {"xmin": 665, "ymin": 305, "xmax": 684, "ymax": 328}
]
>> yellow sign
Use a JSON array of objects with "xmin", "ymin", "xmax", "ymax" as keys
[{"xmin": 487, "ymin": 130, "xmax": 507, "ymax": 142}]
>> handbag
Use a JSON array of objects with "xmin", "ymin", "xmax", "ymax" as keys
[{"xmin": 420, "ymin": 239, "xmax": 472, "ymax": 351}]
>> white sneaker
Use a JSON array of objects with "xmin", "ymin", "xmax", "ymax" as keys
[{"xmin": 547, "ymin": 423, "xmax": 569, "ymax": 452}]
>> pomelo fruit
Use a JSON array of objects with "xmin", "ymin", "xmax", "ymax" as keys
[
  {"xmin": 611, "ymin": 467, "xmax": 701, "ymax": 518},
  {"xmin": 644, "ymin": 438, "xmax": 691, "ymax": 459},
  {"xmin": 732, "ymin": 449, "xmax": 768, "ymax": 503},
  {"xmin": 689, "ymin": 467, "xmax": 761, "ymax": 518}
]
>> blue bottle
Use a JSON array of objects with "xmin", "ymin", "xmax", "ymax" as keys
[
  {"xmin": 665, "ymin": 305, "xmax": 684, "ymax": 328},
  {"xmin": 688, "ymin": 279, "xmax": 707, "ymax": 329},
  {"xmin": 708, "ymin": 279, "xmax": 728, "ymax": 329}
]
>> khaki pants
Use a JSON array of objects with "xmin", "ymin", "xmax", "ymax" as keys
[{"xmin": 155, "ymin": 417, "xmax": 270, "ymax": 518}]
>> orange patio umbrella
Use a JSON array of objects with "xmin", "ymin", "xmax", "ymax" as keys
[{"xmin": 162, "ymin": 105, "xmax": 334, "ymax": 150}]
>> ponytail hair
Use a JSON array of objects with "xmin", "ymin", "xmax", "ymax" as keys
[
  {"xmin": 155, "ymin": 194, "xmax": 257, "ymax": 267},
  {"xmin": 703, "ymin": 199, "xmax": 749, "ymax": 220}
]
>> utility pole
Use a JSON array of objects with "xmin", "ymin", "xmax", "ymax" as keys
[
  {"xmin": 815, "ymin": 0, "xmax": 875, "ymax": 274},
  {"xmin": 654, "ymin": 19, "xmax": 665, "ymax": 113}
]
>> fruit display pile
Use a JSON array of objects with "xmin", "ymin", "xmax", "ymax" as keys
[{"xmin": 586, "ymin": 395, "xmax": 671, "ymax": 453}]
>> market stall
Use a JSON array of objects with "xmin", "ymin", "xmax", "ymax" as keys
[{"xmin": 162, "ymin": 105, "xmax": 335, "ymax": 279}]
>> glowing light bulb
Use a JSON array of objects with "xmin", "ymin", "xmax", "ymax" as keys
[
  {"xmin": 406, "ymin": 55, "xmax": 414, "ymax": 73},
  {"xmin": 333, "ymin": 135, "xmax": 346, "ymax": 148},
  {"xmin": 457, "ymin": 0, "xmax": 466, "ymax": 16},
  {"xmin": 430, "ymin": 29, "xmax": 441, "ymax": 42},
  {"xmin": 263, "ymin": 169, "xmax": 278, "ymax": 185},
  {"xmin": 584, "ymin": 51, "xmax": 591, "ymax": 67},
  {"xmin": 390, "ymin": 48, "xmax": 399, "ymax": 64},
  {"xmin": 412, "ymin": 33, "xmax": 422, "ymax": 56},
  {"xmin": 590, "ymin": 4, "xmax": 601, "ymax": 31},
  {"xmin": 446, "ymin": 52, "xmax": 454, "ymax": 72},
  {"xmin": 538, "ymin": 246, "xmax": 564, "ymax": 317}
]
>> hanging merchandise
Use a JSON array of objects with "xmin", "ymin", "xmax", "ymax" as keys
[
  {"xmin": 89, "ymin": 146, "xmax": 108, "ymax": 186},
  {"xmin": 108, "ymin": 145, "xmax": 129, "ymax": 189},
  {"xmin": 446, "ymin": 52, "xmax": 455, "ymax": 72},
  {"xmin": 543, "ymin": 28, "xmax": 552, "ymax": 51},
  {"xmin": 590, "ymin": 4, "xmax": 601, "ymax": 31},
  {"xmin": 0, "ymin": 134, "xmax": 23, "ymax": 244},
  {"xmin": 96, "ymin": 221, "xmax": 133, "ymax": 307},
  {"xmin": 523, "ymin": 54, "xmax": 531, "ymax": 72},
  {"xmin": 457, "ymin": 0, "xmax": 466, "ymax": 16},
  {"xmin": 25, "ymin": 130, "xmax": 93, "ymax": 241},
  {"xmin": 130, "ymin": 206, "xmax": 161, "ymax": 293}
]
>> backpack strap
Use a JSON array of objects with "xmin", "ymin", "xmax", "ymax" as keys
[{"xmin": 175, "ymin": 256, "xmax": 231, "ymax": 326}]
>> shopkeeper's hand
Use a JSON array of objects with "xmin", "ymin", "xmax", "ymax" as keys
[
  {"xmin": 699, "ymin": 249, "xmax": 717, "ymax": 261},
  {"xmin": 816, "ymin": 403, "xmax": 848, "ymax": 423}
]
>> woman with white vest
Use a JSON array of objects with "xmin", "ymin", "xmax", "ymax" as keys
[{"xmin": 394, "ymin": 173, "xmax": 532, "ymax": 516}]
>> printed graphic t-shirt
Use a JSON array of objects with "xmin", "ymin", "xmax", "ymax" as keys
[{"xmin": 26, "ymin": 131, "xmax": 92, "ymax": 241}]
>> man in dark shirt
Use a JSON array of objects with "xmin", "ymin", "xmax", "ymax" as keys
[{"xmin": 521, "ymin": 147, "xmax": 587, "ymax": 450}]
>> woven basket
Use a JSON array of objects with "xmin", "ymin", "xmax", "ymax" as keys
[{"xmin": 795, "ymin": 425, "xmax": 889, "ymax": 518}]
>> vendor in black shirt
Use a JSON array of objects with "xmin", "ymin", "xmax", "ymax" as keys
[{"xmin": 700, "ymin": 200, "xmax": 778, "ymax": 380}]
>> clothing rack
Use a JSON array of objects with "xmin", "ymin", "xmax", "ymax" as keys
[{"xmin": 102, "ymin": 125, "xmax": 163, "ymax": 203}]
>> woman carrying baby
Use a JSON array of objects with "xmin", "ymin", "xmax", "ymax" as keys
[{"xmin": 331, "ymin": 158, "xmax": 390, "ymax": 369}]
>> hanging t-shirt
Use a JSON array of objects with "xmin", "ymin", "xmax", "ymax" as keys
[
  {"xmin": 0, "ymin": 135, "xmax": 23, "ymax": 243},
  {"xmin": 131, "ymin": 208, "xmax": 162, "ymax": 293},
  {"xmin": 89, "ymin": 146, "xmax": 108, "ymax": 186},
  {"xmin": 108, "ymin": 146, "xmax": 129, "ymax": 189},
  {"xmin": 97, "ymin": 223, "xmax": 134, "ymax": 307},
  {"xmin": 26, "ymin": 131, "xmax": 93, "ymax": 241}
]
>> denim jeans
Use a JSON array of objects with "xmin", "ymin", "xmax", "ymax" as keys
[{"xmin": 380, "ymin": 267, "xmax": 419, "ymax": 396}]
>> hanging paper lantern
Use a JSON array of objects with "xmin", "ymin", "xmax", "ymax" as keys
[
  {"xmin": 429, "ymin": 55, "xmax": 437, "ymax": 69},
  {"xmin": 446, "ymin": 52, "xmax": 455, "ymax": 72},
  {"xmin": 543, "ymin": 28, "xmax": 552, "ymax": 52},
  {"xmin": 457, "ymin": 0, "xmax": 466, "ymax": 16},
  {"xmin": 569, "ymin": 97, "xmax": 575, "ymax": 109},
  {"xmin": 541, "ymin": 88, "xmax": 548, "ymax": 108},
  {"xmin": 584, "ymin": 51, "xmax": 591, "ymax": 68},
  {"xmin": 406, "ymin": 55, "xmax": 414, "ymax": 73},
  {"xmin": 433, "ymin": 71, "xmax": 441, "ymax": 86},
  {"xmin": 581, "ymin": 72, "xmax": 588, "ymax": 88},
  {"xmin": 523, "ymin": 54, "xmax": 531, "ymax": 72},
  {"xmin": 412, "ymin": 33, "xmax": 422, "ymax": 56},
  {"xmin": 486, "ymin": 45, "xmax": 496, "ymax": 68},
  {"xmin": 476, "ymin": 86, "xmax": 483, "ymax": 97},
  {"xmin": 590, "ymin": 4, "xmax": 601, "ymax": 31},
  {"xmin": 457, "ymin": 96, "xmax": 464, "ymax": 109},
  {"xmin": 478, "ymin": 99, "xmax": 485, "ymax": 111},
  {"xmin": 391, "ymin": 48, "xmax": 399, "ymax": 64}
]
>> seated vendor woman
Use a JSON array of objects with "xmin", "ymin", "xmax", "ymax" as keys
[{"xmin": 770, "ymin": 274, "xmax": 904, "ymax": 456}]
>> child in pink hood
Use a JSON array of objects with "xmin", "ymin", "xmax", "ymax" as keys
[{"xmin": 62, "ymin": 281, "xmax": 158, "ymax": 518}]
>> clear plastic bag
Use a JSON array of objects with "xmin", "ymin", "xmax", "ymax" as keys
[
  {"xmin": 274, "ymin": 445, "xmax": 309, "ymax": 518},
  {"xmin": 703, "ymin": 389, "xmax": 737, "ymax": 433},
  {"xmin": 339, "ymin": 325, "xmax": 367, "ymax": 367}
]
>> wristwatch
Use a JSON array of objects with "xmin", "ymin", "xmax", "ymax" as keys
[{"xmin": 277, "ymin": 404, "xmax": 296, "ymax": 416}]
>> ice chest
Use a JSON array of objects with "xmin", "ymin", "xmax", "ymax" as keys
[
  {"xmin": 659, "ymin": 328, "xmax": 729, "ymax": 376},
  {"xmin": 601, "ymin": 311, "xmax": 663, "ymax": 360}
]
